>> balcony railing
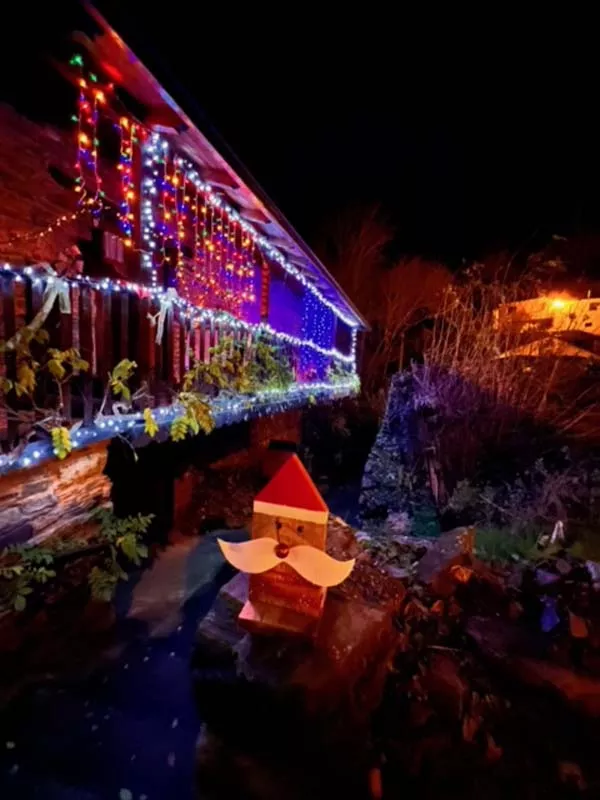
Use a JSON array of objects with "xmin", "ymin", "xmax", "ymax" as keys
[{"xmin": 0, "ymin": 265, "xmax": 358, "ymax": 475}]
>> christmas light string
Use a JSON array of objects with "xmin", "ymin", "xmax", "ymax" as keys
[
  {"xmin": 65, "ymin": 56, "xmax": 361, "ymax": 377},
  {"xmin": 1, "ymin": 264, "xmax": 357, "ymax": 366},
  {"xmin": 143, "ymin": 138, "xmax": 360, "ymax": 328},
  {"xmin": 117, "ymin": 117, "xmax": 137, "ymax": 248},
  {"xmin": 4, "ymin": 208, "xmax": 90, "ymax": 248},
  {"xmin": 0, "ymin": 372, "xmax": 358, "ymax": 476},
  {"xmin": 68, "ymin": 56, "xmax": 359, "ymax": 328}
]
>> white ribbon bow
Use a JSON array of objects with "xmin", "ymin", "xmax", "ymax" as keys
[{"xmin": 148, "ymin": 288, "xmax": 177, "ymax": 345}]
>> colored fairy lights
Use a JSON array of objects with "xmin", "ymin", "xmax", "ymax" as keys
[
  {"xmin": 1, "ymin": 264, "xmax": 357, "ymax": 366},
  {"xmin": 117, "ymin": 117, "xmax": 138, "ymax": 247},
  {"xmin": 141, "ymin": 135, "xmax": 359, "ymax": 328},
  {"xmin": 0, "ymin": 374, "xmax": 358, "ymax": 477},
  {"xmin": 69, "ymin": 55, "xmax": 360, "ymax": 350}
]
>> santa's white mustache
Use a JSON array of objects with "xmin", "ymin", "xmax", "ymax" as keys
[{"xmin": 218, "ymin": 537, "xmax": 355, "ymax": 588}]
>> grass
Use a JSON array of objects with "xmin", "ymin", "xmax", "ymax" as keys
[{"xmin": 474, "ymin": 526, "xmax": 540, "ymax": 565}]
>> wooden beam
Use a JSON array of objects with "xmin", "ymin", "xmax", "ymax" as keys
[
  {"xmin": 240, "ymin": 207, "xmax": 272, "ymax": 225},
  {"xmin": 201, "ymin": 167, "xmax": 239, "ymax": 190}
]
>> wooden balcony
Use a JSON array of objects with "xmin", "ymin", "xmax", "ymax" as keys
[{"xmin": 0, "ymin": 266, "xmax": 358, "ymax": 475}]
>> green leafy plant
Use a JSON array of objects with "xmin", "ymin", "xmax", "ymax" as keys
[
  {"xmin": 0, "ymin": 325, "xmax": 89, "ymax": 460},
  {"xmin": 170, "ymin": 415, "xmax": 189, "ymax": 443},
  {"xmin": 248, "ymin": 338, "xmax": 294, "ymax": 392},
  {"xmin": 88, "ymin": 509, "xmax": 154, "ymax": 602},
  {"xmin": 0, "ymin": 543, "xmax": 56, "ymax": 612},
  {"xmin": 327, "ymin": 361, "xmax": 356, "ymax": 386},
  {"xmin": 51, "ymin": 425, "xmax": 73, "ymax": 460},
  {"xmin": 143, "ymin": 407, "xmax": 159, "ymax": 438},
  {"xmin": 474, "ymin": 526, "xmax": 540, "ymax": 564},
  {"xmin": 182, "ymin": 334, "xmax": 294, "ymax": 397},
  {"xmin": 0, "ymin": 510, "xmax": 154, "ymax": 612},
  {"xmin": 108, "ymin": 359, "xmax": 138, "ymax": 404}
]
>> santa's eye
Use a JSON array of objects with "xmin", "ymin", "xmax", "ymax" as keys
[{"xmin": 297, "ymin": 525, "xmax": 304, "ymax": 534}]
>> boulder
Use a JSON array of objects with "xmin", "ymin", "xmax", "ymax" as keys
[
  {"xmin": 416, "ymin": 528, "xmax": 471, "ymax": 584},
  {"xmin": 192, "ymin": 549, "xmax": 405, "ymax": 799},
  {"xmin": 467, "ymin": 616, "xmax": 600, "ymax": 717}
]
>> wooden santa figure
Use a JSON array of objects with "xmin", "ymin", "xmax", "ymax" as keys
[{"xmin": 218, "ymin": 454, "xmax": 354, "ymax": 637}]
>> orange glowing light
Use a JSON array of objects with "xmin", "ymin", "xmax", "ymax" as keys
[
  {"xmin": 120, "ymin": 117, "xmax": 129, "ymax": 129},
  {"xmin": 78, "ymin": 132, "xmax": 90, "ymax": 146},
  {"xmin": 550, "ymin": 298, "xmax": 567, "ymax": 310}
]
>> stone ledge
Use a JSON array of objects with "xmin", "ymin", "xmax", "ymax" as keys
[{"xmin": 0, "ymin": 442, "xmax": 110, "ymax": 548}]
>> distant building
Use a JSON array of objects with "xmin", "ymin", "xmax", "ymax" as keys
[{"xmin": 496, "ymin": 295, "xmax": 600, "ymax": 359}]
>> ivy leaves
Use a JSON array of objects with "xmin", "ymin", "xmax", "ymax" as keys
[
  {"xmin": 85, "ymin": 510, "xmax": 154, "ymax": 603},
  {"xmin": 0, "ymin": 543, "xmax": 57, "ymax": 612},
  {"xmin": 47, "ymin": 347, "xmax": 89, "ymax": 382},
  {"xmin": 0, "ymin": 326, "xmax": 88, "ymax": 416},
  {"xmin": 143, "ymin": 407, "xmax": 159, "ymax": 438},
  {"xmin": 170, "ymin": 416, "xmax": 189, "ymax": 442},
  {"xmin": 51, "ymin": 426, "xmax": 73, "ymax": 460},
  {"xmin": 169, "ymin": 391, "xmax": 215, "ymax": 443},
  {"xmin": 109, "ymin": 359, "xmax": 137, "ymax": 404},
  {"xmin": 15, "ymin": 362, "xmax": 36, "ymax": 396}
]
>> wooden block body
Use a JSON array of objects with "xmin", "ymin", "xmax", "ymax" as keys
[{"xmin": 243, "ymin": 511, "xmax": 328, "ymax": 636}]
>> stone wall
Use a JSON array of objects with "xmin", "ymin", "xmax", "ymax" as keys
[
  {"xmin": 0, "ymin": 104, "xmax": 88, "ymax": 265},
  {"xmin": 0, "ymin": 443, "xmax": 111, "ymax": 548},
  {"xmin": 0, "ymin": 409, "xmax": 303, "ymax": 551}
]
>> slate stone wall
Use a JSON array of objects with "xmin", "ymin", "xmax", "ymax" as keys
[{"xmin": 0, "ymin": 442, "xmax": 111, "ymax": 548}]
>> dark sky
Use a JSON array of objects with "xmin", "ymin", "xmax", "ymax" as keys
[{"xmin": 7, "ymin": 4, "xmax": 600, "ymax": 266}]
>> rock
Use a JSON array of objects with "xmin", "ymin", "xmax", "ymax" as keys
[
  {"xmin": 0, "ymin": 521, "xmax": 34, "ymax": 548},
  {"xmin": 20, "ymin": 492, "xmax": 58, "ymax": 516},
  {"xmin": 586, "ymin": 561, "xmax": 600, "ymax": 584},
  {"xmin": 555, "ymin": 558, "xmax": 572, "ymax": 576},
  {"xmin": 422, "ymin": 651, "xmax": 469, "ymax": 719},
  {"xmin": 416, "ymin": 528, "xmax": 470, "ymax": 584},
  {"xmin": 385, "ymin": 565, "xmax": 413, "ymax": 581},
  {"xmin": 467, "ymin": 615, "xmax": 600, "ymax": 717},
  {"xmin": 0, "ymin": 507, "xmax": 22, "ymax": 533},
  {"xmin": 193, "ymin": 561, "xmax": 402, "ymax": 796},
  {"xmin": 326, "ymin": 516, "xmax": 362, "ymax": 560}
]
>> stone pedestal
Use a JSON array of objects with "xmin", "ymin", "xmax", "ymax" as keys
[{"xmin": 192, "ymin": 524, "xmax": 405, "ymax": 799}]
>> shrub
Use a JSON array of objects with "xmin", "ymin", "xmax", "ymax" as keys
[{"xmin": 0, "ymin": 510, "xmax": 154, "ymax": 612}]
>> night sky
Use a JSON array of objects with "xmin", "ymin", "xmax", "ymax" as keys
[{"xmin": 8, "ymin": 5, "xmax": 600, "ymax": 268}]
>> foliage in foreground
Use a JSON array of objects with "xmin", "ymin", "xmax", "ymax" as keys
[{"xmin": 0, "ymin": 509, "xmax": 154, "ymax": 612}]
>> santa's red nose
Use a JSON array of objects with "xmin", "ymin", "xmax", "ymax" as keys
[{"xmin": 274, "ymin": 543, "xmax": 290, "ymax": 559}]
